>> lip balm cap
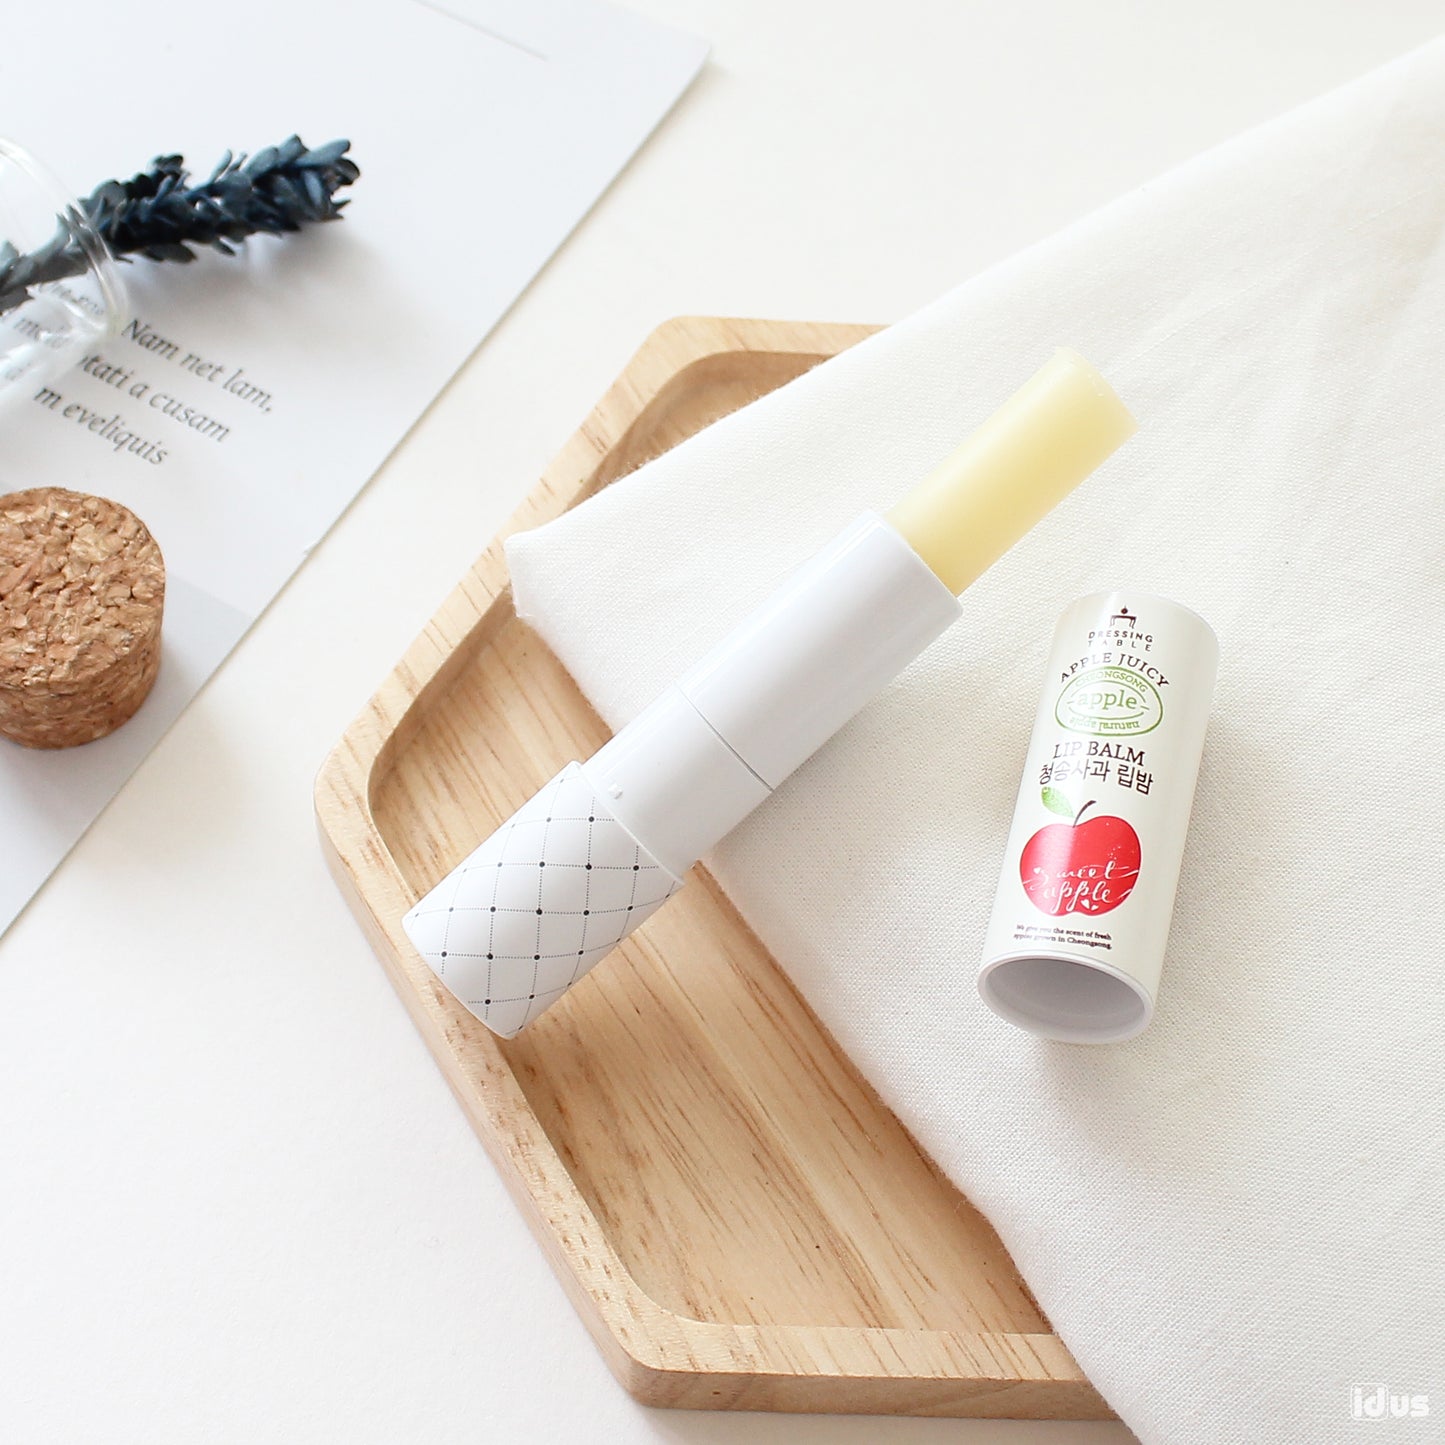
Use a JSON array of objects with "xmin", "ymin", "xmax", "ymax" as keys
[
  {"xmin": 887, "ymin": 351, "xmax": 1136, "ymax": 596},
  {"xmin": 976, "ymin": 591, "xmax": 1218, "ymax": 1044}
]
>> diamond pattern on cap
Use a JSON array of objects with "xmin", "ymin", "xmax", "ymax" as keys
[{"xmin": 403, "ymin": 763, "xmax": 681, "ymax": 1037}]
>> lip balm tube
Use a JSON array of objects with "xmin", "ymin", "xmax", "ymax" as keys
[
  {"xmin": 977, "ymin": 591, "xmax": 1218, "ymax": 1043},
  {"xmin": 404, "ymin": 351, "xmax": 1136, "ymax": 1038}
]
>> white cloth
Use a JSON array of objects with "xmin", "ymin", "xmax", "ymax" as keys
[{"xmin": 507, "ymin": 40, "xmax": 1445, "ymax": 1444}]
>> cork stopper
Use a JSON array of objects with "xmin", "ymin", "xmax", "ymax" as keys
[{"xmin": 0, "ymin": 487, "xmax": 165, "ymax": 748}]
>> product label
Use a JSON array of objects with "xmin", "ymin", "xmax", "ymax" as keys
[
  {"xmin": 1021, "ymin": 613, "xmax": 1162, "ymax": 919},
  {"xmin": 980, "ymin": 595, "xmax": 1217, "ymax": 1009}
]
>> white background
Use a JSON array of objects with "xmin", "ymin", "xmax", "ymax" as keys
[{"xmin": 2, "ymin": 3, "xmax": 1439, "ymax": 1441}]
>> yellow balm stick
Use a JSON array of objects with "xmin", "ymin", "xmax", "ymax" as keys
[{"xmin": 886, "ymin": 349, "xmax": 1136, "ymax": 596}]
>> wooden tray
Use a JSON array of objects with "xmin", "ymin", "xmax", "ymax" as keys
[{"xmin": 316, "ymin": 317, "xmax": 1112, "ymax": 1420}]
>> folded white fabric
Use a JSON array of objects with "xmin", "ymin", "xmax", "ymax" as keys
[{"xmin": 507, "ymin": 40, "xmax": 1445, "ymax": 1443}]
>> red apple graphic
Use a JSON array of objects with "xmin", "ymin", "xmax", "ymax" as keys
[{"xmin": 1020, "ymin": 793, "xmax": 1140, "ymax": 916}]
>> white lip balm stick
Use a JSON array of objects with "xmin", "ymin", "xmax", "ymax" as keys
[{"xmin": 404, "ymin": 350, "xmax": 1137, "ymax": 1037}]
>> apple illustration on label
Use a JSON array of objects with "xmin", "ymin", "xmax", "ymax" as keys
[{"xmin": 1020, "ymin": 789, "xmax": 1141, "ymax": 916}]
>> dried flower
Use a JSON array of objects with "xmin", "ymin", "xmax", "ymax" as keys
[{"xmin": 0, "ymin": 135, "xmax": 360, "ymax": 317}]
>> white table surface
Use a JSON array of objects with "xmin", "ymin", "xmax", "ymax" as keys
[{"xmin": 2, "ymin": 3, "xmax": 1438, "ymax": 1441}]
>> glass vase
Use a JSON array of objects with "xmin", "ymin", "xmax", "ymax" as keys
[{"xmin": 0, "ymin": 140, "xmax": 126, "ymax": 415}]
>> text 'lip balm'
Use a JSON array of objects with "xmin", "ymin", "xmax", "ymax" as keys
[{"xmin": 404, "ymin": 350, "xmax": 1137, "ymax": 1038}]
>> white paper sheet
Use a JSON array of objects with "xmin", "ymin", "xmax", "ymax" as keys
[{"xmin": 0, "ymin": 0, "xmax": 705, "ymax": 929}]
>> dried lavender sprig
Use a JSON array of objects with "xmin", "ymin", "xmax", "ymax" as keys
[{"xmin": 0, "ymin": 135, "xmax": 360, "ymax": 317}]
